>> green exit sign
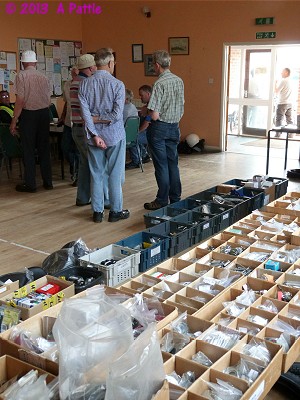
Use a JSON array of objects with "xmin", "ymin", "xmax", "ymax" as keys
[
  {"xmin": 256, "ymin": 17, "xmax": 274, "ymax": 25},
  {"xmin": 256, "ymin": 32, "xmax": 276, "ymax": 39}
]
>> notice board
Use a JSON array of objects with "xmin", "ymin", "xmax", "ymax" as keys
[
  {"xmin": 18, "ymin": 37, "xmax": 82, "ymax": 96},
  {"xmin": 0, "ymin": 51, "xmax": 17, "ymax": 91}
]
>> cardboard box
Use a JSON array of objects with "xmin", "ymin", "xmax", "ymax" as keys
[
  {"xmin": 0, "ymin": 275, "xmax": 74, "ymax": 320},
  {"xmin": 152, "ymin": 380, "xmax": 170, "ymax": 400},
  {"xmin": 216, "ymin": 184, "xmax": 238, "ymax": 194},
  {"xmin": 0, "ymin": 281, "xmax": 19, "ymax": 297},
  {"xmin": 0, "ymin": 355, "xmax": 56, "ymax": 399}
]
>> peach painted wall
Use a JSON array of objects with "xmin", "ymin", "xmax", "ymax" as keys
[
  {"xmin": 81, "ymin": 1, "xmax": 300, "ymax": 146},
  {"xmin": 2, "ymin": 1, "xmax": 300, "ymax": 146}
]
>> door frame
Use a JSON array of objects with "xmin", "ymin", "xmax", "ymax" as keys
[{"xmin": 221, "ymin": 41, "xmax": 300, "ymax": 151}]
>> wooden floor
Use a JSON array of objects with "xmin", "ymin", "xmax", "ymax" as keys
[{"xmin": 0, "ymin": 144, "xmax": 299, "ymax": 399}]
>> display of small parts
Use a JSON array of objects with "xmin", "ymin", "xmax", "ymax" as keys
[
  {"xmin": 64, "ymin": 275, "xmax": 96, "ymax": 287},
  {"xmin": 219, "ymin": 244, "xmax": 245, "ymax": 256},
  {"xmin": 170, "ymin": 225, "xmax": 188, "ymax": 236},
  {"xmin": 100, "ymin": 259, "xmax": 117, "ymax": 266},
  {"xmin": 207, "ymin": 259, "xmax": 231, "ymax": 268},
  {"xmin": 231, "ymin": 264, "xmax": 252, "ymax": 276}
]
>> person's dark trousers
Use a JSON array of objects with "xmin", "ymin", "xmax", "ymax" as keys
[
  {"xmin": 147, "ymin": 120, "xmax": 182, "ymax": 205},
  {"xmin": 19, "ymin": 108, "xmax": 52, "ymax": 189},
  {"xmin": 61, "ymin": 124, "xmax": 79, "ymax": 177}
]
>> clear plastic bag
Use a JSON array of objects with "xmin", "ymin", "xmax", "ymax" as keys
[
  {"xmin": 204, "ymin": 378, "xmax": 243, "ymax": 400},
  {"xmin": 53, "ymin": 287, "xmax": 134, "ymax": 400},
  {"xmin": 242, "ymin": 338, "xmax": 271, "ymax": 366},
  {"xmin": 257, "ymin": 299, "xmax": 278, "ymax": 313},
  {"xmin": 223, "ymin": 356, "xmax": 263, "ymax": 385},
  {"xmin": 271, "ymin": 319, "xmax": 300, "ymax": 338},
  {"xmin": 105, "ymin": 324, "xmax": 165, "ymax": 400},
  {"xmin": 222, "ymin": 301, "xmax": 245, "ymax": 317},
  {"xmin": 235, "ymin": 289, "xmax": 256, "ymax": 306},
  {"xmin": 192, "ymin": 351, "xmax": 213, "ymax": 366},
  {"xmin": 161, "ymin": 331, "xmax": 190, "ymax": 354},
  {"xmin": 202, "ymin": 327, "xmax": 240, "ymax": 350}
]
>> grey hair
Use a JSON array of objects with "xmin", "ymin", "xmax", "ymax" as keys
[
  {"xmin": 95, "ymin": 47, "xmax": 114, "ymax": 66},
  {"xmin": 153, "ymin": 50, "xmax": 171, "ymax": 68},
  {"xmin": 125, "ymin": 88, "xmax": 134, "ymax": 102}
]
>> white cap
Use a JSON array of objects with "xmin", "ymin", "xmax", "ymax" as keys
[{"xmin": 21, "ymin": 50, "xmax": 37, "ymax": 63}]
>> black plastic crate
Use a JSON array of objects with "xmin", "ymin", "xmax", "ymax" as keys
[
  {"xmin": 54, "ymin": 266, "xmax": 103, "ymax": 293},
  {"xmin": 116, "ymin": 232, "xmax": 169, "ymax": 272},
  {"xmin": 195, "ymin": 201, "xmax": 234, "ymax": 232},
  {"xmin": 266, "ymin": 177, "xmax": 288, "ymax": 199},
  {"xmin": 169, "ymin": 198, "xmax": 209, "ymax": 212},
  {"xmin": 147, "ymin": 220, "xmax": 194, "ymax": 257},
  {"xmin": 173, "ymin": 210, "xmax": 215, "ymax": 243},
  {"xmin": 144, "ymin": 205, "xmax": 187, "ymax": 228},
  {"xmin": 234, "ymin": 187, "xmax": 265, "ymax": 211}
]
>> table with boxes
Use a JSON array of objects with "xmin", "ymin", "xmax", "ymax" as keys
[{"xmin": 0, "ymin": 176, "xmax": 299, "ymax": 400}]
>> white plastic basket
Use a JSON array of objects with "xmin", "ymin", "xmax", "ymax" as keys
[{"xmin": 79, "ymin": 244, "xmax": 140, "ymax": 286}]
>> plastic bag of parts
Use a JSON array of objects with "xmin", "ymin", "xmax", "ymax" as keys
[
  {"xmin": 3, "ymin": 372, "xmax": 59, "ymax": 400},
  {"xmin": 124, "ymin": 294, "xmax": 165, "ymax": 338},
  {"xmin": 170, "ymin": 311, "xmax": 202, "ymax": 339},
  {"xmin": 9, "ymin": 328, "xmax": 56, "ymax": 355},
  {"xmin": 105, "ymin": 324, "xmax": 165, "ymax": 400},
  {"xmin": 161, "ymin": 330, "xmax": 190, "ymax": 354},
  {"xmin": 52, "ymin": 286, "xmax": 134, "ymax": 400},
  {"xmin": 166, "ymin": 371, "xmax": 195, "ymax": 389},
  {"xmin": 223, "ymin": 356, "xmax": 264, "ymax": 386},
  {"xmin": 242, "ymin": 338, "xmax": 271, "ymax": 366},
  {"xmin": 203, "ymin": 378, "xmax": 243, "ymax": 400},
  {"xmin": 42, "ymin": 238, "xmax": 90, "ymax": 275}
]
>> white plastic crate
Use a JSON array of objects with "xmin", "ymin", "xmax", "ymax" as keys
[{"xmin": 79, "ymin": 244, "xmax": 140, "ymax": 286}]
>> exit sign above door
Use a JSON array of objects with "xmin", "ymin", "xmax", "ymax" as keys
[
  {"xmin": 255, "ymin": 17, "xmax": 274, "ymax": 25},
  {"xmin": 256, "ymin": 32, "xmax": 276, "ymax": 40}
]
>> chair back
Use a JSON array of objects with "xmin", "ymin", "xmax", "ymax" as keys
[
  {"xmin": 0, "ymin": 123, "xmax": 22, "ymax": 158},
  {"xmin": 49, "ymin": 103, "xmax": 59, "ymax": 121},
  {"xmin": 125, "ymin": 116, "xmax": 140, "ymax": 145}
]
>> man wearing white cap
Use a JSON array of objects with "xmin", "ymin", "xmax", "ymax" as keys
[{"xmin": 10, "ymin": 50, "xmax": 52, "ymax": 192}]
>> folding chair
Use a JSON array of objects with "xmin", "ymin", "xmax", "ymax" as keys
[
  {"xmin": 0, "ymin": 123, "xmax": 23, "ymax": 179},
  {"xmin": 124, "ymin": 116, "xmax": 143, "ymax": 172}
]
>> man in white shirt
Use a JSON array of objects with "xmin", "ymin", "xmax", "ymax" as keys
[{"xmin": 274, "ymin": 68, "xmax": 293, "ymax": 132}]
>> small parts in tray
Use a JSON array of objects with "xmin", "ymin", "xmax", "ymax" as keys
[
  {"xmin": 100, "ymin": 259, "xmax": 117, "ymax": 266},
  {"xmin": 166, "ymin": 370, "xmax": 195, "ymax": 389},
  {"xmin": 59, "ymin": 274, "xmax": 96, "ymax": 287},
  {"xmin": 0, "ymin": 305, "xmax": 20, "ymax": 333}
]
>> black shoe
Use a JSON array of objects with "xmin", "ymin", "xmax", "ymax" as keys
[
  {"xmin": 16, "ymin": 184, "xmax": 36, "ymax": 193},
  {"xmin": 93, "ymin": 211, "xmax": 103, "ymax": 223},
  {"xmin": 144, "ymin": 200, "xmax": 164, "ymax": 210},
  {"xmin": 76, "ymin": 200, "xmax": 91, "ymax": 206},
  {"xmin": 142, "ymin": 155, "xmax": 151, "ymax": 163},
  {"xmin": 43, "ymin": 184, "xmax": 53, "ymax": 190},
  {"xmin": 108, "ymin": 209, "xmax": 130, "ymax": 222},
  {"xmin": 125, "ymin": 161, "xmax": 139, "ymax": 170}
]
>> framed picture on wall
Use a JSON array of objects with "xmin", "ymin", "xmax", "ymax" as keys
[
  {"xmin": 144, "ymin": 54, "xmax": 156, "ymax": 76},
  {"xmin": 168, "ymin": 37, "xmax": 189, "ymax": 55},
  {"xmin": 132, "ymin": 44, "xmax": 143, "ymax": 63}
]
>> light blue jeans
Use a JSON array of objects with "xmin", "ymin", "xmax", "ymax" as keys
[
  {"xmin": 87, "ymin": 138, "xmax": 126, "ymax": 212},
  {"xmin": 72, "ymin": 126, "xmax": 109, "ymax": 205}
]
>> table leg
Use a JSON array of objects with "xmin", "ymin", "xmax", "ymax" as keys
[
  {"xmin": 284, "ymin": 132, "xmax": 289, "ymax": 170},
  {"xmin": 266, "ymin": 130, "xmax": 271, "ymax": 174}
]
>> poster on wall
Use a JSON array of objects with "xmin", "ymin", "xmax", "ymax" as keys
[
  {"xmin": 18, "ymin": 37, "xmax": 82, "ymax": 96},
  {"xmin": 0, "ymin": 51, "xmax": 17, "ymax": 91}
]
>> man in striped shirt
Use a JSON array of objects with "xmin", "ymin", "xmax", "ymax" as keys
[
  {"xmin": 10, "ymin": 50, "xmax": 52, "ymax": 193},
  {"xmin": 70, "ymin": 54, "xmax": 98, "ymax": 206},
  {"xmin": 144, "ymin": 50, "xmax": 185, "ymax": 211},
  {"xmin": 78, "ymin": 48, "xmax": 129, "ymax": 223}
]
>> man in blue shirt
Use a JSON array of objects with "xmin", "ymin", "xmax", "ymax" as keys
[{"xmin": 78, "ymin": 48, "xmax": 130, "ymax": 223}]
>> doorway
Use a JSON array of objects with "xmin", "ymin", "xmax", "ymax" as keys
[{"xmin": 222, "ymin": 44, "xmax": 300, "ymax": 152}]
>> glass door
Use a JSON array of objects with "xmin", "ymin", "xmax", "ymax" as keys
[{"xmin": 226, "ymin": 46, "xmax": 274, "ymax": 138}]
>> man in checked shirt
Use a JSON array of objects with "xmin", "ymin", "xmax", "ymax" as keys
[{"xmin": 78, "ymin": 48, "xmax": 129, "ymax": 223}]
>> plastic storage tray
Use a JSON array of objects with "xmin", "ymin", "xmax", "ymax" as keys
[
  {"xmin": 147, "ymin": 220, "xmax": 194, "ymax": 257},
  {"xmin": 116, "ymin": 232, "xmax": 170, "ymax": 272},
  {"xmin": 79, "ymin": 244, "xmax": 140, "ymax": 286},
  {"xmin": 54, "ymin": 266, "xmax": 103, "ymax": 293},
  {"xmin": 172, "ymin": 210, "xmax": 215, "ymax": 243},
  {"xmin": 144, "ymin": 205, "xmax": 187, "ymax": 228}
]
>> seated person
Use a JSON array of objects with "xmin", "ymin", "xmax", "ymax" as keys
[
  {"xmin": 125, "ymin": 85, "xmax": 152, "ymax": 169},
  {"xmin": 0, "ymin": 90, "xmax": 14, "ymax": 123},
  {"xmin": 123, "ymin": 88, "xmax": 138, "ymax": 123}
]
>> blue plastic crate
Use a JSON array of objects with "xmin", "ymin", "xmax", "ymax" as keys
[
  {"xmin": 233, "ymin": 187, "xmax": 265, "ymax": 211},
  {"xmin": 115, "ymin": 232, "xmax": 169, "ymax": 272},
  {"xmin": 147, "ymin": 220, "xmax": 194, "ymax": 257},
  {"xmin": 169, "ymin": 198, "xmax": 209, "ymax": 212},
  {"xmin": 266, "ymin": 177, "xmax": 288, "ymax": 199},
  {"xmin": 144, "ymin": 205, "xmax": 187, "ymax": 228}
]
